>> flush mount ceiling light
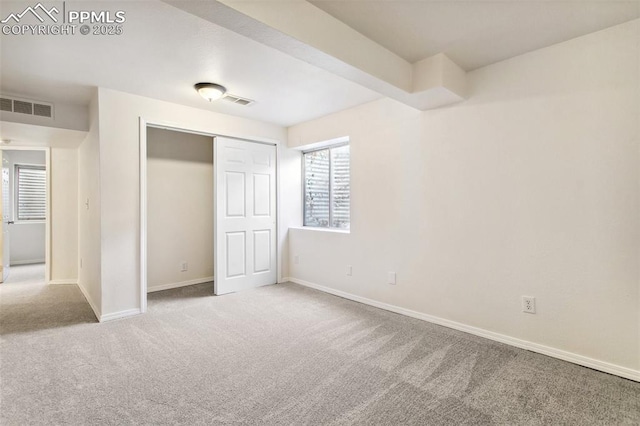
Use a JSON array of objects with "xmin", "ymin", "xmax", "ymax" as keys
[{"xmin": 195, "ymin": 82, "xmax": 227, "ymax": 102}]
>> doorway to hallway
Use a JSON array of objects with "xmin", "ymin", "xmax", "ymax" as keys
[{"xmin": 0, "ymin": 148, "xmax": 49, "ymax": 285}]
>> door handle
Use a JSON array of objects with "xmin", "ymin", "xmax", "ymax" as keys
[{"xmin": 6, "ymin": 221, "xmax": 14, "ymax": 225}]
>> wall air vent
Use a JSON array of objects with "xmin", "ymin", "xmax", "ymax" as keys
[
  {"xmin": 0, "ymin": 98, "xmax": 12, "ymax": 112},
  {"xmin": 13, "ymin": 100, "xmax": 33, "ymax": 115},
  {"xmin": 222, "ymin": 94, "xmax": 255, "ymax": 106},
  {"xmin": 33, "ymin": 103, "xmax": 52, "ymax": 117},
  {"xmin": 0, "ymin": 95, "xmax": 54, "ymax": 118}
]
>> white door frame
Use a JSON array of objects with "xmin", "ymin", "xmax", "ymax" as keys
[
  {"xmin": 0, "ymin": 146, "xmax": 51, "ymax": 284},
  {"xmin": 139, "ymin": 118, "xmax": 281, "ymax": 313}
]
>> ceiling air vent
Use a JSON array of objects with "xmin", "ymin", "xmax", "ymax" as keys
[
  {"xmin": 222, "ymin": 94, "xmax": 255, "ymax": 106},
  {"xmin": 0, "ymin": 95, "xmax": 54, "ymax": 118}
]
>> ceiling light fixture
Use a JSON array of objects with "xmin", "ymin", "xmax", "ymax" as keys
[{"xmin": 195, "ymin": 82, "xmax": 227, "ymax": 102}]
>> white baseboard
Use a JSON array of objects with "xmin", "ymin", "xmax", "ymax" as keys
[
  {"xmin": 77, "ymin": 281, "xmax": 101, "ymax": 321},
  {"xmin": 288, "ymin": 277, "xmax": 640, "ymax": 383},
  {"xmin": 147, "ymin": 276, "xmax": 214, "ymax": 293},
  {"xmin": 10, "ymin": 259, "xmax": 45, "ymax": 266},
  {"xmin": 73, "ymin": 281, "xmax": 140, "ymax": 323},
  {"xmin": 100, "ymin": 308, "xmax": 141, "ymax": 322},
  {"xmin": 49, "ymin": 279, "xmax": 77, "ymax": 285}
]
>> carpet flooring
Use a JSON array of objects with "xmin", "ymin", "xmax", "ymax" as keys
[
  {"xmin": 1, "ymin": 278, "xmax": 638, "ymax": 425},
  {"xmin": 2, "ymin": 263, "xmax": 45, "ymax": 285}
]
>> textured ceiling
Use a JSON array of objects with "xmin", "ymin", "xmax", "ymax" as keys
[
  {"xmin": 1, "ymin": 0, "xmax": 638, "ymax": 129},
  {"xmin": 0, "ymin": 1, "xmax": 380, "ymax": 127},
  {"xmin": 311, "ymin": 0, "xmax": 640, "ymax": 70}
]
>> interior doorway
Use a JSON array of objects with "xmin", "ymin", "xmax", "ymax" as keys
[
  {"xmin": 0, "ymin": 147, "xmax": 50, "ymax": 285},
  {"xmin": 139, "ymin": 122, "xmax": 279, "ymax": 313}
]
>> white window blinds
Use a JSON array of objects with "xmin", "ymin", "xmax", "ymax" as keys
[
  {"xmin": 303, "ymin": 144, "xmax": 350, "ymax": 229},
  {"xmin": 16, "ymin": 165, "xmax": 46, "ymax": 221},
  {"xmin": 330, "ymin": 145, "xmax": 350, "ymax": 228}
]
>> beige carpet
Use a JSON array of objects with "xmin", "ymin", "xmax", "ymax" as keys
[
  {"xmin": 0, "ymin": 264, "xmax": 95, "ymax": 335},
  {"xmin": 3, "ymin": 263, "xmax": 45, "ymax": 284},
  {"xmin": 1, "ymin": 279, "xmax": 638, "ymax": 425}
]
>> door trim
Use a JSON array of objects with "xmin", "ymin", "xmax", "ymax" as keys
[
  {"xmin": 139, "ymin": 118, "xmax": 281, "ymax": 313},
  {"xmin": 0, "ymin": 146, "xmax": 51, "ymax": 284}
]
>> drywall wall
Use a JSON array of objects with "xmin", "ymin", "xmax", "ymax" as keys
[
  {"xmin": 287, "ymin": 20, "xmax": 640, "ymax": 378},
  {"xmin": 4, "ymin": 150, "xmax": 46, "ymax": 266},
  {"xmin": 278, "ymin": 147, "xmax": 303, "ymax": 283},
  {"xmin": 9, "ymin": 224, "xmax": 45, "ymax": 265},
  {"xmin": 77, "ymin": 93, "xmax": 101, "ymax": 317},
  {"xmin": 146, "ymin": 127, "xmax": 213, "ymax": 291},
  {"xmin": 50, "ymin": 147, "xmax": 78, "ymax": 282},
  {"xmin": 97, "ymin": 88, "xmax": 288, "ymax": 317}
]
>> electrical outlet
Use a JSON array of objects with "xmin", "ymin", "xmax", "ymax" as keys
[
  {"xmin": 522, "ymin": 296, "xmax": 536, "ymax": 314},
  {"xmin": 294, "ymin": 255, "xmax": 299, "ymax": 265},
  {"xmin": 387, "ymin": 272, "xmax": 396, "ymax": 285},
  {"xmin": 80, "ymin": 258, "xmax": 83, "ymax": 269},
  {"xmin": 346, "ymin": 265, "xmax": 352, "ymax": 276},
  {"xmin": 181, "ymin": 261, "xmax": 188, "ymax": 272}
]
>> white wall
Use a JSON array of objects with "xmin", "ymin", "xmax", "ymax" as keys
[
  {"xmin": 9, "ymin": 224, "xmax": 45, "ymax": 265},
  {"xmin": 50, "ymin": 147, "xmax": 78, "ymax": 282},
  {"xmin": 77, "ymin": 93, "xmax": 102, "ymax": 317},
  {"xmin": 97, "ymin": 88, "xmax": 288, "ymax": 317},
  {"xmin": 4, "ymin": 150, "xmax": 46, "ymax": 266},
  {"xmin": 287, "ymin": 20, "xmax": 640, "ymax": 378},
  {"xmin": 146, "ymin": 127, "xmax": 214, "ymax": 291},
  {"xmin": 278, "ymin": 147, "xmax": 303, "ymax": 283}
]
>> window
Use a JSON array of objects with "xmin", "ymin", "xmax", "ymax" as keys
[
  {"xmin": 15, "ymin": 165, "xmax": 46, "ymax": 221},
  {"xmin": 303, "ymin": 144, "xmax": 350, "ymax": 229}
]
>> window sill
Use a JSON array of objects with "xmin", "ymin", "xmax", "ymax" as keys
[
  {"xmin": 12, "ymin": 221, "xmax": 46, "ymax": 225},
  {"xmin": 289, "ymin": 226, "xmax": 350, "ymax": 234}
]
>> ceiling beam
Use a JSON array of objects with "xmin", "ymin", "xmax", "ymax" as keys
[{"xmin": 165, "ymin": 0, "xmax": 467, "ymax": 111}]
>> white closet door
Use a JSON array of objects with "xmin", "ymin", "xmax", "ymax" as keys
[{"xmin": 214, "ymin": 137, "xmax": 276, "ymax": 295}]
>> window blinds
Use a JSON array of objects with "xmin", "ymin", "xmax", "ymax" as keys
[
  {"xmin": 330, "ymin": 145, "xmax": 350, "ymax": 228},
  {"xmin": 303, "ymin": 144, "xmax": 350, "ymax": 229},
  {"xmin": 16, "ymin": 166, "xmax": 46, "ymax": 221},
  {"xmin": 304, "ymin": 149, "xmax": 330, "ymax": 227}
]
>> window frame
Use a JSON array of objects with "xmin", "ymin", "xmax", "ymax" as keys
[
  {"xmin": 14, "ymin": 163, "xmax": 47, "ymax": 222},
  {"xmin": 302, "ymin": 141, "xmax": 350, "ymax": 229}
]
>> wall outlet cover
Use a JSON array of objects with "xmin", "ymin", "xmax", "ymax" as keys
[{"xmin": 522, "ymin": 296, "xmax": 536, "ymax": 314}]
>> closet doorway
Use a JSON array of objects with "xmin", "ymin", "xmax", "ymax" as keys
[
  {"xmin": 140, "ymin": 124, "xmax": 278, "ymax": 312},
  {"xmin": 145, "ymin": 127, "xmax": 214, "ymax": 295}
]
